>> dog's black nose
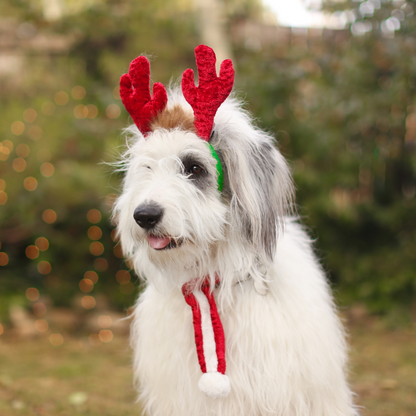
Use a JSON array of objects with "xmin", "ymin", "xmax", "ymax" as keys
[{"xmin": 133, "ymin": 203, "xmax": 164, "ymax": 230}]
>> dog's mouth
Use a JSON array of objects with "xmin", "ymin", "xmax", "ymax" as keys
[{"xmin": 147, "ymin": 235, "xmax": 182, "ymax": 250}]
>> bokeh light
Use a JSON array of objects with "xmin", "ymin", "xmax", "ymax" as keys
[
  {"xmin": 40, "ymin": 162, "xmax": 54, "ymax": 177},
  {"xmin": 23, "ymin": 177, "xmax": 38, "ymax": 191},
  {"xmin": 98, "ymin": 329, "xmax": 113, "ymax": 343},
  {"xmin": 90, "ymin": 242, "xmax": 104, "ymax": 256},
  {"xmin": 71, "ymin": 85, "xmax": 86, "ymax": 100},
  {"xmin": 0, "ymin": 192, "xmax": 8, "ymax": 205},
  {"xmin": 116, "ymin": 270, "xmax": 131, "ymax": 285},
  {"xmin": 35, "ymin": 237, "xmax": 49, "ymax": 251},
  {"xmin": 97, "ymin": 315, "xmax": 112, "ymax": 328},
  {"xmin": 87, "ymin": 209, "xmax": 101, "ymax": 224},
  {"xmin": 88, "ymin": 226, "xmax": 102, "ymax": 240},
  {"xmin": 26, "ymin": 245, "xmax": 39, "ymax": 259},
  {"xmin": 13, "ymin": 158, "xmax": 26, "ymax": 172},
  {"xmin": 35, "ymin": 319, "xmax": 48, "ymax": 332},
  {"xmin": 86, "ymin": 104, "xmax": 98, "ymax": 119},
  {"xmin": 0, "ymin": 324, "xmax": 3, "ymax": 335},
  {"xmin": 29, "ymin": 126, "xmax": 42, "ymax": 140},
  {"xmin": 41, "ymin": 102, "xmax": 55, "ymax": 116},
  {"xmin": 106, "ymin": 104, "xmax": 120, "ymax": 119},
  {"xmin": 26, "ymin": 287, "xmax": 39, "ymax": 301},
  {"xmin": 33, "ymin": 302, "xmax": 46, "ymax": 316},
  {"xmin": 16, "ymin": 143, "xmax": 30, "ymax": 158},
  {"xmin": 94, "ymin": 258, "xmax": 108, "ymax": 272},
  {"xmin": 49, "ymin": 333, "xmax": 64, "ymax": 346},
  {"xmin": 74, "ymin": 104, "xmax": 88, "ymax": 119},
  {"xmin": 55, "ymin": 91, "xmax": 69, "ymax": 105},
  {"xmin": 37, "ymin": 261, "xmax": 52, "ymax": 275},
  {"xmin": 23, "ymin": 108, "xmax": 37, "ymax": 123},
  {"xmin": 42, "ymin": 209, "xmax": 57, "ymax": 224},
  {"xmin": 79, "ymin": 278, "xmax": 94, "ymax": 293},
  {"xmin": 3, "ymin": 140, "xmax": 13, "ymax": 152},
  {"xmin": 81, "ymin": 295, "xmax": 96, "ymax": 309},
  {"xmin": 84, "ymin": 271, "xmax": 98, "ymax": 284},
  {"xmin": 11, "ymin": 121, "xmax": 25, "ymax": 135},
  {"xmin": 0, "ymin": 252, "xmax": 9, "ymax": 266}
]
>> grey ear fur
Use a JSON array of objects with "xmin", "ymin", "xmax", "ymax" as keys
[{"xmin": 213, "ymin": 132, "xmax": 294, "ymax": 264}]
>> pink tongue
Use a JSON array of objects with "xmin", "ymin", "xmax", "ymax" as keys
[{"xmin": 148, "ymin": 235, "xmax": 171, "ymax": 250}]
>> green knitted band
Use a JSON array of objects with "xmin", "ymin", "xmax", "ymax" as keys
[{"xmin": 207, "ymin": 142, "xmax": 223, "ymax": 192}]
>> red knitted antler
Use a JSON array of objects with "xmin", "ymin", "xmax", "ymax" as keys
[
  {"xmin": 120, "ymin": 56, "xmax": 168, "ymax": 135},
  {"xmin": 181, "ymin": 45, "xmax": 234, "ymax": 141}
]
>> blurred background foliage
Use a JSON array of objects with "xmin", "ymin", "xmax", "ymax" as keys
[{"xmin": 1, "ymin": 0, "xmax": 416, "ymax": 327}]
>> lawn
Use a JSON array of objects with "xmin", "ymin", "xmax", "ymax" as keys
[{"xmin": 0, "ymin": 314, "xmax": 415, "ymax": 416}]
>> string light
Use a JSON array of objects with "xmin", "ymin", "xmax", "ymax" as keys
[
  {"xmin": 98, "ymin": 329, "xmax": 113, "ymax": 343},
  {"xmin": 23, "ymin": 109, "xmax": 37, "ymax": 123},
  {"xmin": 71, "ymin": 86, "xmax": 86, "ymax": 100},
  {"xmin": 0, "ymin": 252, "xmax": 8, "ymax": 266},
  {"xmin": 35, "ymin": 237, "xmax": 49, "ymax": 251},
  {"xmin": 88, "ymin": 226, "xmax": 102, "ymax": 240},
  {"xmin": 11, "ymin": 121, "xmax": 25, "ymax": 135},
  {"xmin": 79, "ymin": 278, "xmax": 94, "ymax": 293},
  {"xmin": 26, "ymin": 245, "xmax": 39, "ymax": 259},
  {"xmin": 97, "ymin": 315, "xmax": 112, "ymax": 328},
  {"xmin": 40, "ymin": 162, "xmax": 54, "ymax": 177},
  {"xmin": 12, "ymin": 158, "xmax": 26, "ymax": 172},
  {"xmin": 2, "ymin": 140, "xmax": 13, "ymax": 151},
  {"xmin": 37, "ymin": 261, "xmax": 51, "ymax": 275},
  {"xmin": 26, "ymin": 287, "xmax": 40, "ymax": 301},
  {"xmin": 35, "ymin": 319, "xmax": 48, "ymax": 332},
  {"xmin": 23, "ymin": 177, "xmax": 38, "ymax": 191},
  {"xmin": 86, "ymin": 104, "xmax": 98, "ymax": 119},
  {"xmin": 106, "ymin": 104, "xmax": 121, "ymax": 119},
  {"xmin": 42, "ymin": 209, "xmax": 57, "ymax": 224},
  {"xmin": 74, "ymin": 104, "xmax": 88, "ymax": 119},
  {"xmin": 116, "ymin": 270, "xmax": 131, "ymax": 284},
  {"xmin": 16, "ymin": 144, "xmax": 30, "ymax": 158},
  {"xmin": 87, "ymin": 209, "xmax": 101, "ymax": 224},
  {"xmin": 84, "ymin": 271, "xmax": 98, "ymax": 283},
  {"xmin": 90, "ymin": 242, "xmax": 104, "ymax": 256},
  {"xmin": 81, "ymin": 295, "xmax": 96, "ymax": 309}
]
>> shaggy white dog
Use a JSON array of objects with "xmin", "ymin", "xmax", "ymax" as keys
[{"xmin": 114, "ymin": 51, "xmax": 358, "ymax": 416}]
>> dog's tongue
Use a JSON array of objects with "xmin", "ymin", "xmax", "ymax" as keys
[{"xmin": 148, "ymin": 235, "xmax": 170, "ymax": 250}]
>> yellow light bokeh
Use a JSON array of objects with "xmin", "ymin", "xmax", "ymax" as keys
[
  {"xmin": 29, "ymin": 126, "xmax": 43, "ymax": 140},
  {"xmin": 49, "ymin": 333, "xmax": 64, "ymax": 346},
  {"xmin": 71, "ymin": 85, "xmax": 86, "ymax": 100},
  {"xmin": 41, "ymin": 102, "xmax": 55, "ymax": 116},
  {"xmin": 42, "ymin": 209, "xmax": 57, "ymax": 224},
  {"xmin": 0, "ymin": 192, "xmax": 7, "ymax": 205},
  {"xmin": 81, "ymin": 295, "xmax": 96, "ymax": 309},
  {"xmin": 40, "ymin": 162, "xmax": 54, "ymax": 177},
  {"xmin": 55, "ymin": 91, "xmax": 69, "ymax": 105},
  {"xmin": 106, "ymin": 104, "xmax": 121, "ymax": 119},
  {"xmin": 116, "ymin": 270, "xmax": 131, "ymax": 284},
  {"xmin": 16, "ymin": 143, "xmax": 30, "ymax": 158},
  {"xmin": 13, "ymin": 158, "xmax": 26, "ymax": 172},
  {"xmin": 99, "ymin": 329, "xmax": 113, "ymax": 343},
  {"xmin": 23, "ymin": 108, "xmax": 37, "ymax": 123},
  {"xmin": 0, "ymin": 252, "xmax": 9, "ymax": 266},
  {"xmin": 93, "ymin": 257, "xmax": 108, "ymax": 272},
  {"xmin": 97, "ymin": 315, "xmax": 112, "ymax": 328},
  {"xmin": 79, "ymin": 278, "xmax": 94, "ymax": 293},
  {"xmin": 35, "ymin": 319, "xmax": 48, "ymax": 332},
  {"xmin": 11, "ymin": 121, "xmax": 25, "ymax": 135},
  {"xmin": 23, "ymin": 177, "xmax": 38, "ymax": 191},
  {"xmin": 88, "ymin": 226, "xmax": 102, "ymax": 240},
  {"xmin": 26, "ymin": 287, "xmax": 40, "ymax": 301},
  {"xmin": 86, "ymin": 104, "xmax": 98, "ymax": 119},
  {"xmin": 33, "ymin": 302, "xmax": 47, "ymax": 316},
  {"xmin": 84, "ymin": 271, "xmax": 99, "ymax": 284},
  {"xmin": 90, "ymin": 241, "xmax": 104, "ymax": 256},
  {"xmin": 87, "ymin": 209, "xmax": 101, "ymax": 224},
  {"xmin": 74, "ymin": 104, "xmax": 88, "ymax": 119},
  {"xmin": 35, "ymin": 237, "xmax": 49, "ymax": 251},
  {"xmin": 26, "ymin": 245, "xmax": 39, "ymax": 259},
  {"xmin": 37, "ymin": 261, "xmax": 52, "ymax": 275}
]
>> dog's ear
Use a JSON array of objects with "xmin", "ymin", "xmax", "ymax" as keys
[{"xmin": 217, "ymin": 134, "xmax": 294, "ymax": 263}]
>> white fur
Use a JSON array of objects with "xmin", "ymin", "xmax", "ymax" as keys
[{"xmin": 114, "ymin": 89, "xmax": 358, "ymax": 416}]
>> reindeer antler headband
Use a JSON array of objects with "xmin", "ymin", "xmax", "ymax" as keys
[{"xmin": 119, "ymin": 45, "xmax": 235, "ymax": 192}]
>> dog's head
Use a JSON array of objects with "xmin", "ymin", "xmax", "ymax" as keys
[{"xmin": 114, "ymin": 46, "xmax": 294, "ymax": 288}]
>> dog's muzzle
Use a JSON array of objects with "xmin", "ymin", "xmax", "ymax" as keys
[{"xmin": 134, "ymin": 202, "xmax": 164, "ymax": 230}]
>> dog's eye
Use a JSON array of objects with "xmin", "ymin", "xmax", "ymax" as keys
[{"xmin": 188, "ymin": 165, "xmax": 203, "ymax": 175}]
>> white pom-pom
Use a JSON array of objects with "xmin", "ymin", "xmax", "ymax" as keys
[{"xmin": 198, "ymin": 372, "xmax": 230, "ymax": 399}]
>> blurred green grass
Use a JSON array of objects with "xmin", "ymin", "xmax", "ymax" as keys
[{"xmin": 0, "ymin": 315, "xmax": 415, "ymax": 416}]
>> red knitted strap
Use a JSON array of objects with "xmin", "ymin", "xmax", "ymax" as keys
[
  {"xmin": 182, "ymin": 277, "xmax": 226, "ymax": 375},
  {"xmin": 120, "ymin": 56, "xmax": 168, "ymax": 135},
  {"xmin": 181, "ymin": 45, "xmax": 235, "ymax": 141},
  {"xmin": 182, "ymin": 290, "xmax": 207, "ymax": 373}
]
